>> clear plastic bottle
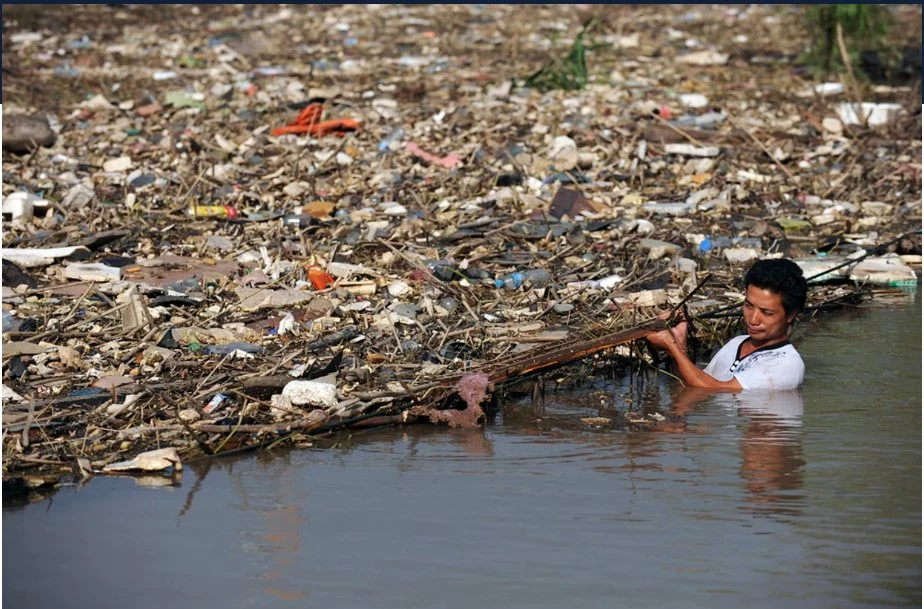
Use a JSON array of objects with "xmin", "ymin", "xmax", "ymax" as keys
[
  {"xmin": 673, "ymin": 111, "xmax": 726, "ymax": 129},
  {"xmin": 378, "ymin": 127, "xmax": 406, "ymax": 152},
  {"xmin": 460, "ymin": 267, "xmax": 491, "ymax": 281},
  {"xmin": 165, "ymin": 277, "xmax": 201, "ymax": 294},
  {"xmin": 201, "ymin": 342, "xmax": 262, "ymax": 356},
  {"xmin": 494, "ymin": 269, "xmax": 551, "ymax": 290},
  {"xmin": 734, "ymin": 237, "xmax": 762, "ymax": 249},
  {"xmin": 699, "ymin": 236, "xmax": 733, "ymax": 253},
  {"xmin": 699, "ymin": 236, "xmax": 762, "ymax": 253}
]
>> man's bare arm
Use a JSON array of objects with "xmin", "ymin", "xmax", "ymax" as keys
[{"xmin": 647, "ymin": 323, "xmax": 742, "ymax": 392}]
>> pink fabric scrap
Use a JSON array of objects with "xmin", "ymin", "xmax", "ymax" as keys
[{"xmin": 404, "ymin": 142, "xmax": 461, "ymax": 168}]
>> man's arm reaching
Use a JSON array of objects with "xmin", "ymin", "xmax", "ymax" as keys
[{"xmin": 647, "ymin": 321, "xmax": 742, "ymax": 392}]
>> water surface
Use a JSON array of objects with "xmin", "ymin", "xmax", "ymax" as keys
[{"xmin": 4, "ymin": 295, "xmax": 921, "ymax": 609}]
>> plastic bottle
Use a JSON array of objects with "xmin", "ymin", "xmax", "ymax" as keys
[
  {"xmin": 494, "ymin": 269, "xmax": 551, "ymax": 290},
  {"xmin": 283, "ymin": 214, "xmax": 316, "ymax": 228},
  {"xmin": 425, "ymin": 260, "xmax": 456, "ymax": 282},
  {"xmin": 378, "ymin": 127, "xmax": 406, "ymax": 152},
  {"xmin": 201, "ymin": 342, "xmax": 262, "ymax": 356},
  {"xmin": 165, "ymin": 277, "xmax": 201, "ymax": 294},
  {"xmin": 734, "ymin": 237, "xmax": 762, "ymax": 249},
  {"xmin": 460, "ymin": 267, "xmax": 491, "ymax": 281},
  {"xmin": 673, "ymin": 111, "xmax": 726, "ymax": 129},
  {"xmin": 699, "ymin": 236, "xmax": 762, "ymax": 253},
  {"xmin": 307, "ymin": 325, "xmax": 360, "ymax": 351},
  {"xmin": 565, "ymin": 273, "xmax": 624, "ymax": 291},
  {"xmin": 699, "ymin": 236, "xmax": 731, "ymax": 253}
]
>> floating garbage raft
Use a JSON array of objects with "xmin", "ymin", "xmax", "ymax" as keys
[{"xmin": 1, "ymin": 4, "xmax": 921, "ymax": 495}]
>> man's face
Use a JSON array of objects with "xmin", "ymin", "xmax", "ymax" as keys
[{"xmin": 742, "ymin": 285, "xmax": 796, "ymax": 347}]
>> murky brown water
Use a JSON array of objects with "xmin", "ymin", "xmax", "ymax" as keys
[{"xmin": 4, "ymin": 294, "xmax": 920, "ymax": 609}]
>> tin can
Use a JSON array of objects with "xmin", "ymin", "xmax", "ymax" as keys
[{"xmin": 188, "ymin": 205, "xmax": 238, "ymax": 219}]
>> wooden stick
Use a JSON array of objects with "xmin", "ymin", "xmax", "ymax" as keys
[
  {"xmin": 486, "ymin": 319, "xmax": 666, "ymax": 382},
  {"xmin": 651, "ymin": 112, "xmax": 708, "ymax": 148},
  {"xmin": 194, "ymin": 418, "xmax": 328, "ymax": 434},
  {"xmin": 835, "ymin": 22, "xmax": 858, "ymax": 98},
  {"xmin": 22, "ymin": 397, "xmax": 35, "ymax": 449},
  {"xmin": 21, "ymin": 281, "xmax": 95, "ymax": 296},
  {"xmin": 12, "ymin": 454, "xmax": 69, "ymax": 466}
]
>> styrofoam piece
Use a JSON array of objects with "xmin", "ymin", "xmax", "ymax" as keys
[
  {"xmin": 2, "ymin": 192, "xmax": 49, "ymax": 220},
  {"xmin": 849, "ymin": 255, "xmax": 918, "ymax": 286},
  {"xmin": 664, "ymin": 143, "xmax": 720, "ymax": 157},
  {"xmin": 281, "ymin": 380, "xmax": 339, "ymax": 408},
  {"xmin": 64, "ymin": 263, "xmax": 122, "ymax": 282},
  {"xmin": 835, "ymin": 102, "xmax": 902, "ymax": 127},
  {"xmin": 1, "ymin": 246, "xmax": 92, "ymax": 268}
]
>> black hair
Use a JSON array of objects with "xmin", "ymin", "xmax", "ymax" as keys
[{"xmin": 744, "ymin": 259, "xmax": 808, "ymax": 316}]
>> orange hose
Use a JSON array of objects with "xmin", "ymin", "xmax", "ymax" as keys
[{"xmin": 271, "ymin": 103, "xmax": 360, "ymax": 138}]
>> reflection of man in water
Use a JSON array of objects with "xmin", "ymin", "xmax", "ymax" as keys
[
  {"xmin": 668, "ymin": 385, "xmax": 807, "ymax": 516},
  {"xmin": 647, "ymin": 259, "xmax": 808, "ymax": 391},
  {"xmin": 736, "ymin": 390, "xmax": 806, "ymax": 515}
]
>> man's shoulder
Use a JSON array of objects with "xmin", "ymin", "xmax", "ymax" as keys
[
  {"xmin": 744, "ymin": 342, "xmax": 804, "ymax": 368},
  {"xmin": 718, "ymin": 335, "xmax": 749, "ymax": 347},
  {"xmin": 781, "ymin": 342, "xmax": 805, "ymax": 365},
  {"xmin": 722, "ymin": 335, "xmax": 750, "ymax": 351}
]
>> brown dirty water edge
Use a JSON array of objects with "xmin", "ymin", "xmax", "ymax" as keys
[{"xmin": 1, "ymin": 4, "xmax": 921, "ymax": 498}]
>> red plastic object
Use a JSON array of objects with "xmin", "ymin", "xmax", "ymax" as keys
[
  {"xmin": 307, "ymin": 266, "xmax": 335, "ymax": 290},
  {"xmin": 271, "ymin": 103, "xmax": 361, "ymax": 138}
]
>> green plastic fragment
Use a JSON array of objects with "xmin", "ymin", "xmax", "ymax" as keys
[
  {"xmin": 177, "ymin": 54, "xmax": 204, "ymax": 69},
  {"xmin": 164, "ymin": 90, "xmax": 206, "ymax": 110},
  {"xmin": 777, "ymin": 217, "xmax": 813, "ymax": 232}
]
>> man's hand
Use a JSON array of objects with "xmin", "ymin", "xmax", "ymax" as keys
[
  {"xmin": 644, "ymin": 313, "xmax": 742, "ymax": 392},
  {"xmin": 647, "ymin": 321, "xmax": 688, "ymax": 353}
]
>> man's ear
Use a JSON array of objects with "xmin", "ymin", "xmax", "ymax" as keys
[{"xmin": 786, "ymin": 312, "xmax": 798, "ymax": 325}]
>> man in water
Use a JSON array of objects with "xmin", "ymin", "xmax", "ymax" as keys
[{"xmin": 647, "ymin": 258, "xmax": 808, "ymax": 391}]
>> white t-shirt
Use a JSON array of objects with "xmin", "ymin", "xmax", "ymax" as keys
[{"xmin": 703, "ymin": 335, "xmax": 805, "ymax": 391}]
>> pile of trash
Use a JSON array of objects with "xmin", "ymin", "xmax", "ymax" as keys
[{"xmin": 2, "ymin": 5, "xmax": 920, "ymax": 491}]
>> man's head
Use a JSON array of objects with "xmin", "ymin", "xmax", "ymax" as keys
[{"xmin": 744, "ymin": 259, "xmax": 808, "ymax": 317}]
